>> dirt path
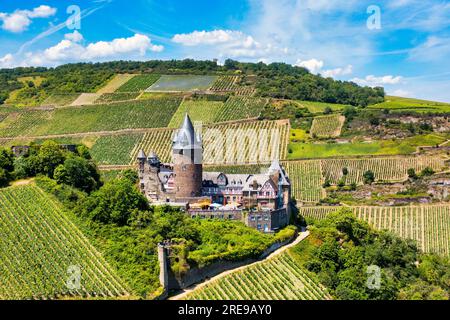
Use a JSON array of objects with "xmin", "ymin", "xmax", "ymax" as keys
[{"xmin": 169, "ymin": 229, "xmax": 310, "ymax": 300}]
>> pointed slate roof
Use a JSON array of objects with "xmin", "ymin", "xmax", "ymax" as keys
[
  {"xmin": 137, "ymin": 149, "xmax": 146, "ymax": 159},
  {"xmin": 173, "ymin": 113, "xmax": 202, "ymax": 149}
]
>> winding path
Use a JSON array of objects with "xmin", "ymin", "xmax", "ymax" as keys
[{"xmin": 169, "ymin": 229, "xmax": 310, "ymax": 300}]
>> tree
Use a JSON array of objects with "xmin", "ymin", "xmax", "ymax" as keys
[
  {"xmin": 0, "ymin": 168, "xmax": 11, "ymax": 187},
  {"xmin": 0, "ymin": 148, "xmax": 14, "ymax": 172},
  {"xmin": 37, "ymin": 141, "xmax": 65, "ymax": 177},
  {"xmin": 79, "ymin": 177, "xmax": 149, "ymax": 226},
  {"xmin": 54, "ymin": 156, "xmax": 100, "ymax": 193},
  {"xmin": 363, "ymin": 170, "xmax": 375, "ymax": 184},
  {"xmin": 407, "ymin": 168, "xmax": 418, "ymax": 180},
  {"xmin": 324, "ymin": 106, "xmax": 332, "ymax": 114},
  {"xmin": 420, "ymin": 167, "xmax": 435, "ymax": 177}
]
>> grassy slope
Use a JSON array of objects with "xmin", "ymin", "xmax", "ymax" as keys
[
  {"xmin": 369, "ymin": 96, "xmax": 450, "ymax": 113},
  {"xmin": 288, "ymin": 133, "xmax": 449, "ymax": 159}
]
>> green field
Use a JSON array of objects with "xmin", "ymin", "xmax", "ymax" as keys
[
  {"xmin": 168, "ymin": 99, "xmax": 225, "ymax": 128},
  {"xmin": 90, "ymin": 134, "xmax": 143, "ymax": 165},
  {"xmin": 42, "ymin": 93, "xmax": 81, "ymax": 106},
  {"xmin": 0, "ymin": 185, "xmax": 129, "ymax": 299},
  {"xmin": 368, "ymin": 96, "xmax": 450, "ymax": 113},
  {"xmin": 288, "ymin": 134, "xmax": 449, "ymax": 159},
  {"xmin": 0, "ymin": 97, "xmax": 181, "ymax": 137},
  {"xmin": 147, "ymin": 75, "xmax": 217, "ymax": 92},
  {"xmin": 297, "ymin": 100, "xmax": 350, "ymax": 114},
  {"xmin": 184, "ymin": 252, "xmax": 331, "ymax": 300},
  {"xmin": 115, "ymin": 74, "xmax": 161, "ymax": 92}
]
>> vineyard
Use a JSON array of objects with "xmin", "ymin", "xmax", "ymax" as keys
[
  {"xmin": 283, "ymin": 160, "xmax": 325, "ymax": 203},
  {"xmin": 90, "ymin": 134, "xmax": 143, "ymax": 165},
  {"xmin": 0, "ymin": 185, "xmax": 129, "ymax": 299},
  {"xmin": 184, "ymin": 252, "xmax": 331, "ymax": 300},
  {"xmin": 299, "ymin": 205, "xmax": 450, "ymax": 256},
  {"xmin": 0, "ymin": 97, "xmax": 181, "ymax": 137},
  {"xmin": 320, "ymin": 156, "xmax": 446, "ymax": 185},
  {"xmin": 209, "ymin": 75, "xmax": 239, "ymax": 92},
  {"xmin": 130, "ymin": 129, "xmax": 175, "ymax": 164},
  {"xmin": 115, "ymin": 74, "xmax": 161, "ymax": 92},
  {"xmin": 214, "ymin": 96, "xmax": 268, "ymax": 122},
  {"xmin": 310, "ymin": 114, "xmax": 345, "ymax": 138},
  {"xmin": 96, "ymin": 74, "xmax": 135, "ymax": 94},
  {"xmin": 41, "ymin": 93, "xmax": 81, "ymax": 106},
  {"xmin": 168, "ymin": 100, "xmax": 225, "ymax": 128},
  {"xmin": 94, "ymin": 92, "xmax": 140, "ymax": 103}
]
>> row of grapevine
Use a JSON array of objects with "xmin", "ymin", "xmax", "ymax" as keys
[
  {"xmin": 168, "ymin": 100, "xmax": 225, "ymax": 128},
  {"xmin": 214, "ymin": 96, "xmax": 268, "ymax": 122},
  {"xmin": 0, "ymin": 185, "xmax": 130, "ymax": 299},
  {"xmin": 94, "ymin": 92, "xmax": 140, "ymax": 103},
  {"xmin": 184, "ymin": 252, "xmax": 331, "ymax": 300},
  {"xmin": 299, "ymin": 205, "xmax": 450, "ymax": 256},
  {"xmin": 128, "ymin": 120, "xmax": 289, "ymax": 165},
  {"xmin": 282, "ymin": 160, "xmax": 325, "ymax": 203},
  {"xmin": 115, "ymin": 74, "xmax": 161, "ymax": 92},
  {"xmin": 0, "ymin": 97, "xmax": 182, "ymax": 137},
  {"xmin": 320, "ymin": 156, "xmax": 446, "ymax": 185},
  {"xmin": 209, "ymin": 76, "xmax": 239, "ymax": 92},
  {"xmin": 309, "ymin": 114, "xmax": 345, "ymax": 138}
]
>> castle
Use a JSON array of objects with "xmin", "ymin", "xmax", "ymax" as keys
[{"xmin": 137, "ymin": 114, "xmax": 291, "ymax": 232}]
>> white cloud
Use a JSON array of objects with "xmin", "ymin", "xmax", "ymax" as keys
[
  {"xmin": 0, "ymin": 53, "xmax": 14, "ymax": 68},
  {"xmin": 295, "ymin": 58, "xmax": 352, "ymax": 79},
  {"xmin": 322, "ymin": 65, "xmax": 353, "ymax": 78},
  {"xmin": 0, "ymin": 5, "xmax": 56, "ymax": 33},
  {"xmin": 172, "ymin": 29, "xmax": 286, "ymax": 59},
  {"xmin": 295, "ymin": 58, "xmax": 324, "ymax": 74},
  {"xmin": 64, "ymin": 30, "xmax": 83, "ymax": 43},
  {"xmin": 408, "ymin": 36, "xmax": 450, "ymax": 62},
  {"xmin": 351, "ymin": 75, "xmax": 403, "ymax": 87},
  {"xmin": 17, "ymin": 33, "xmax": 164, "ymax": 67}
]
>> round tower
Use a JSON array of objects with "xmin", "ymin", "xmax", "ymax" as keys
[{"xmin": 172, "ymin": 114, "xmax": 203, "ymax": 198}]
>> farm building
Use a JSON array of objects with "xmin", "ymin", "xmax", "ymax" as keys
[{"xmin": 137, "ymin": 113, "xmax": 291, "ymax": 232}]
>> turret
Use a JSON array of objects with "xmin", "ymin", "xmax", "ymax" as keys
[
  {"xmin": 137, "ymin": 149, "xmax": 147, "ymax": 172},
  {"xmin": 172, "ymin": 114, "xmax": 203, "ymax": 198}
]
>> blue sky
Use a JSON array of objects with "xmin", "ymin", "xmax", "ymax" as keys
[{"xmin": 1, "ymin": 0, "xmax": 449, "ymax": 102}]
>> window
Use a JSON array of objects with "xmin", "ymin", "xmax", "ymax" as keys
[
  {"xmin": 257, "ymin": 224, "xmax": 261, "ymax": 230},
  {"xmin": 228, "ymin": 214, "xmax": 234, "ymax": 219}
]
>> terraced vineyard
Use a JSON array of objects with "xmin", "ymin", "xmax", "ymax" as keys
[
  {"xmin": 299, "ymin": 205, "xmax": 450, "ymax": 256},
  {"xmin": 185, "ymin": 252, "xmax": 331, "ymax": 300},
  {"xmin": 0, "ymin": 185, "xmax": 129, "ymax": 299},
  {"xmin": 127, "ymin": 120, "xmax": 289, "ymax": 165},
  {"xmin": 90, "ymin": 134, "xmax": 143, "ymax": 165},
  {"xmin": 115, "ymin": 74, "xmax": 161, "ymax": 92},
  {"xmin": 70, "ymin": 93, "xmax": 101, "ymax": 106},
  {"xmin": 95, "ymin": 92, "xmax": 140, "ymax": 103},
  {"xmin": 320, "ymin": 156, "xmax": 446, "ymax": 185},
  {"xmin": 203, "ymin": 120, "xmax": 289, "ymax": 164},
  {"xmin": 214, "ymin": 96, "xmax": 268, "ymax": 122},
  {"xmin": 0, "ymin": 97, "xmax": 181, "ymax": 137},
  {"xmin": 283, "ymin": 160, "xmax": 325, "ymax": 203},
  {"xmin": 310, "ymin": 114, "xmax": 345, "ymax": 138},
  {"xmin": 168, "ymin": 100, "xmax": 225, "ymax": 128},
  {"xmin": 130, "ymin": 129, "xmax": 175, "ymax": 164},
  {"xmin": 42, "ymin": 93, "xmax": 81, "ymax": 106},
  {"xmin": 209, "ymin": 75, "xmax": 239, "ymax": 92}
]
